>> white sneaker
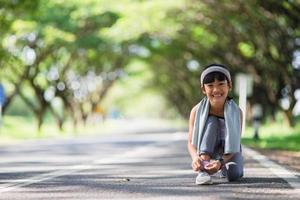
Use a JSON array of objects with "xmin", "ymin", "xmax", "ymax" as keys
[
  {"xmin": 220, "ymin": 169, "xmax": 227, "ymax": 178},
  {"xmin": 212, "ymin": 169, "xmax": 227, "ymax": 178},
  {"xmin": 195, "ymin": 171, "xmax": 212, "ymax": 185}
]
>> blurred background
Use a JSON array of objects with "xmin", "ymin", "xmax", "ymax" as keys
[{"xmin": 0, "ymin": 0, "xmax": 299, "ymax": 151}]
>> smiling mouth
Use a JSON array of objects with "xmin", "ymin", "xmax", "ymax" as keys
[{"xmin": 212, "ymin": 94, "xmax": 223, "ymax": 97}]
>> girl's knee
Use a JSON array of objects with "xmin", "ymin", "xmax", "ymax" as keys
[{"xmin": 226, "ymin": 164, "xmax": 243, "ymax": 182}]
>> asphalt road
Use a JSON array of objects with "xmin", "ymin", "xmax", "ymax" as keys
[{"xmin": 0, "ymin": 130, "xmax": 299, "ymax": 199}]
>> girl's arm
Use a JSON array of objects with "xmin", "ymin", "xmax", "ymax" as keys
[
  {"xmin": 206, "ymin": 154, "xmax": 234, "ymax": 175},
  {"xmin": 187, "ymin": 106, "xmax": 202, "ymax": 171}
]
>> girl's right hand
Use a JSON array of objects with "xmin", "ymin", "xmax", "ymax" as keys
[{"xmin": 191, "ymin": 156, "xmax": 202, "ymax": 171}]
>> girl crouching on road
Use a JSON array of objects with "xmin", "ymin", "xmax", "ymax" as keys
[{"xmin": 187, "ymin": 64, "xmax": 244, "ymax": 185}]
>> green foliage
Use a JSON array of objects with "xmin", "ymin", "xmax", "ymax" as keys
[
  {"xmin": 1, "ymin": 0, "xmax": 300, "ymax": 132},
  {"xmin": 0, "ymin": 0, "xmax": 38, "ymax": 33},
  {"xmin": 242, "ymin": 123, "xmax": 300, "ymax": 151},
  {"xmin": 238, "ymin": 42, "xmax": 255, "ymax": 58},
  {"xmin": 42, "ymin": 25, "xmax": 75, "ymax": 45},
  {"xmin": 99, "ymin": 0, "xmax": 185, "ymax": 41},
  {"xmin": 132, "ymin": 0, "xmax": 300, "ymax": 122},
  {"xmin": 0, "ymin": 0, "xmax": 134, "ymax": 131}
]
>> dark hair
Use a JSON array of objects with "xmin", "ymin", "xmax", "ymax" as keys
[{"xmin": 202, "ymin": 64, "xmax": 230, "ymax": 84}]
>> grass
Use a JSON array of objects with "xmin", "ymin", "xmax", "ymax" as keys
[
  {"xmin": 0, "ymin": 115, "xmax": 187, "ymax": 145},
  {"xmin": 242, "ymin": 122, "xmax": 300, "ymax": 151},
  {"xmin": 0, "ymin": 115, "xmax": 109, "ymax": 144}
]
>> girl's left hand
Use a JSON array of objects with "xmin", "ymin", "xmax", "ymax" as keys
[{"xmin": 204, "ymin": 160, "xmax": 221, "ymax": 175}]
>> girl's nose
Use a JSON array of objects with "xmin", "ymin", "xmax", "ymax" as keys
[{"xmin": 213, "ymin": 86, "xmax": 220, "ymax": 92}]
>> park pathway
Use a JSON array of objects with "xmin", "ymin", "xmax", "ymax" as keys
[{"xmin": 0, "ymin": 127, "xmax": 299, "ymax": 199}]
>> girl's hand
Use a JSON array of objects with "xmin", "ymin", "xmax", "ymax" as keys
[
  {"xmin": 204, "ymin": 160, "xmax": 221, "ymax": 175},
  {"xmin": 191, "ymin": 156, "xmax": 202, "ymax": 171}
]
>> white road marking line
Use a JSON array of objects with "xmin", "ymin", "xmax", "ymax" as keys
[
  {"xmin": 0, "ymin": 146, "xmax": 155, "ymax": 193},
  {"xmin": 0, "ymin": 132, "xmax": 184, "ymax": 194},
  {"xmin": 243, "ymin": 146, "xmax": 300, "ymax": 193},
  {"xmin": 0, "ymin": 162, "xmax": 100, "ymax": 193}
]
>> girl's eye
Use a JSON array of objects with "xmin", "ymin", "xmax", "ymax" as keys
[{"xmin": 219, "ymin": 82, "xmax": 227, "ymax": 86}]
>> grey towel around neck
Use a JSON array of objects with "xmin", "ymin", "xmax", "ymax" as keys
[{"xmin": 191, "ymin": 97, "xmax": 241, "ymax": 154}]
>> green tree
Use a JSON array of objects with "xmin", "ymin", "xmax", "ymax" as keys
[
  {"xmin": 1, "ymin": 0, "xmax": 129, "ymax": 131},
  {"xmin": 135, "ymin": 0, "xmax": 300, "ymax": 125}
]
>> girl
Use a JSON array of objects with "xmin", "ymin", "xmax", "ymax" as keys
[{"xmin": 187, "ymin": 64, "xmax": 244, "ymax": 185}]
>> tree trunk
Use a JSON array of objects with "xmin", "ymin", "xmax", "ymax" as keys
[
  {"xmin": 48, "ymin": 105, "xmax": 65, "ymax": 132},
  {"xmin": 37, "ymin": 111, "xmax": 44, "ymax": 133},
  {"xmin": 283, "ymin": 109, "xmax": 295, "ymax": 127}
]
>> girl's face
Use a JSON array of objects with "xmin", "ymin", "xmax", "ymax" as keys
[{"xmin": 202, "ymin": 79, "xmax": 231, "ymax": 107}]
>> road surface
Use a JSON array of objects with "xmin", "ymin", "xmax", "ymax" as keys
[{"xmin": 0, "ymin": 130, "xmax": 299, "ymax": 199}]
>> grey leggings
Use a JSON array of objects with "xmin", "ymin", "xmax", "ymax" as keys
[{"xmin": 199, "ymin": 115, "xmax": 244, "ymax": 182}]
